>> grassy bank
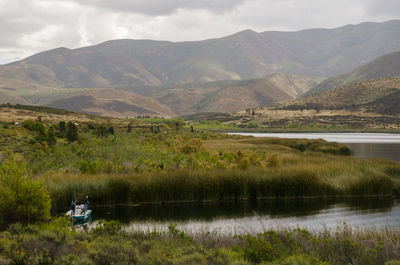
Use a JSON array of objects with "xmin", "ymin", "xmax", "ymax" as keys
[{"xmin": 1, "ymin": 219, "xmax": 400, "ymax": 265}]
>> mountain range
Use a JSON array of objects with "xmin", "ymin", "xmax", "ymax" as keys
[{"xmin": 1, "ymin": 20, "xmax": 400, "ymax": 117}]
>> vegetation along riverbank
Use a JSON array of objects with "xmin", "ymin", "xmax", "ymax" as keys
[
  {"xmin": 1, "ymin": 219, "xmax": 400, "ymax": 265},
  {"xmin": 0, "ymin": 107, "xmax": 399, "ymax": 211},
  {"xmin": 1, "ymin": 105, "xmax": 400, "ymax": 264}
]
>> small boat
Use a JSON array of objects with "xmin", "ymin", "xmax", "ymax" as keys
[{"xmin": 66, "ymin": 204, "xmax": 92, "ymax": 222}]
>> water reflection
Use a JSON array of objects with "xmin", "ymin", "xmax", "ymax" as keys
[
  {"xmin": 86, "ymin": 199, "xmax": 400, "ymax": 233},
  {"xmin": 92, "ymin": 200, "xmax": 333, "ymax": 223}
]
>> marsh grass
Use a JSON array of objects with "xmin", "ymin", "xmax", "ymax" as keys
[{"xmin": 45, "ymin": 155, "xmax": 400, "ymax": 209}]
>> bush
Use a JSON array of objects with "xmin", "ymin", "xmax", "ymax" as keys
[
  {"xmin": 66, "ymin": 122, "xmax": 78, "ymax": 142},
  {"xmin": 0, "ymin": 155, "xmax": 51, "ymax": 226},
  {"xmin": 22, "ymin": 120, "xmax": 45, "ymax": 133},
  {"xmin": 268, "ymin": 254, "xmax": 331, "ymax": 265},
  {"xmin": 236, "ymin": 232, "xmax": 288, "ymax": 263}
]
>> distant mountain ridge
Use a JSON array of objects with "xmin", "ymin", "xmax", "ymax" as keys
[
  {"xmin": 1, "ymin": 20, "xmax": 400, "ymax": 117},
  {"xmin": 1, "ymin": 20, "xmax": 400, "ymax": 89}
]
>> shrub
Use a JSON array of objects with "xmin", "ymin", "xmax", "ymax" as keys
[
  {"xmin": 66, "ymin": 122, "xmax": 78, "ymax": 142},
  {"xmin": 180, "ymin": 139, "xmax": 203, "ymax": 154},
  {"xmin": 58, "ymin": 121, "xmax": 66, "ymax": 133},
  {"xmin": 0, "ymin": 155, "xmax": 51, "ymax": 226},
  {"xmin": 268, "ymin": 254, "xmax": 331, "ymax": 265},
  {"xmin": 22, "ymin": 120, "xmax": 45, "ymax": 133},
  {"xmin": 236, "ymin": 232, "xmax": 288, "ymax": 263}
]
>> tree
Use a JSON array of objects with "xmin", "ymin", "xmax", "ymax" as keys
[
  {"xmin": 58, "ymin": 121, "xmax": 66, "ymax": 133},
  {"xmin": 46, "ymin": 126, "xmax": 57, "ymax": 147},
  {"xmin": 0, "ymin": 155, "xmax": 51, "ymax": 226},
  {"xmin": 315, "ymin": 104, "xmax": 321, "ymax": 113},
  {"xmin": 66, "ymin": 122, "xmax": 78, "ymax": 143}
]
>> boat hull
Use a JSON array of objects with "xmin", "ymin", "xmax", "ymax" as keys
[{"xmin": 66, "ymin": 209, "xmax": 92, "ymax": 221}]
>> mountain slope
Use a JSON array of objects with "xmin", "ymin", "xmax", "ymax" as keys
[
  {"xmin": 1, "ymin": 20, "xmax": 400, "ymax": 89},
  {"xmin": 282, "ymin": 77, "xmax": 400, "ymax": 115},
  {"xmin": 152, "ymin": 74, "xmax": 318, "ymax": 115},
  {"xmin": 0, "ymin": 73, "xmax": 316, "ymax": 117},
  {"xmin": 307, "ymin": 49, "xmax": 400, "ymax": 95},
  {"xmin": 46, "ymin": 88, "xmax": 175, "ymax": 118}
]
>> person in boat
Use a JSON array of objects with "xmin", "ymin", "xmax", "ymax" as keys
[
  {"xmin": 84, "ymin": 196, "xmax": 89, "ymax": 212},
  {"xmin": 71, "ymin": 201, "xmax": 76, "ymax": 216}
]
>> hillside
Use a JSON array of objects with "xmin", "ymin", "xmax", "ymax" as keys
[
  {"xmin": 0, "ymin": 73, "xmax": 317, "ymax": 117},
  {"xmin": 46, "ymin": 88, "xmax": 175, "ymax": 118},
  {"xmin": 1, "ymin": 20, "xmax": 400, "ymax": 90},
  {"xmin": 153, "ymin": 74, "xmax": 318, "ymax": 115},
  {"xmin": 307, "ymin": 50, "xmax": 400, "ymax": 95},
  {"xmin": 281, "ymin": 77, "xmax": 400, "ymax": 115}
]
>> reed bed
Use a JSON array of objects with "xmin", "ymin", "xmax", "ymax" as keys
[{"xmin": 44, "ymin": 155, "xmax": 400, "ymax": 209}]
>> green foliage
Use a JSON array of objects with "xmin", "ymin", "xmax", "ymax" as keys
[
  {"xmin": 238, "ymin": 158, "xmax": 250, "ymax": 170},
  {"xmin": 22, "ymin": 120, "xmax": 45, "ymax": 133},
  {"xmin": 180, "ymin": 138, "xmax": 203, "ymax": 154},
  {"xmin": 58, "ymin": 121, "xmax": 66, "ymax": 134},
  {"xmin": 46, "ymin": 126, "xmax": 57, "ymax": 147},
  {"xmin": 236, "ymin": 232, "xmax": 288, "ymax": 263},
  {"xmin": 1, "ymin": 224, "xmax": 398, "ymax": 265},
  {"xmin": 267, "ymin": 254, "xmax": 331, "ymax": 265},
  {"xmin": 66, "ymin": 122, "xmax": 78, "ymax": 142},
  {"xmin": 0, "ymin": 155, "xmax": 51, "ymax": 226},
  {"xmin": 267, "ymin": 154, "xmax": 280, "ymax": 168},
  {"xmin": 386, "ymin": 260, "xmax": 400, "ymax": 265},
  {"xmin": 93, "ymin": 220, "xmax": 122, "ymax": 234}
]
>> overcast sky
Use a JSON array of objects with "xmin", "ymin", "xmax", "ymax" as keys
[{"xmin": 0, "ymin": 0, "xmax": 399, "ymax": 64}]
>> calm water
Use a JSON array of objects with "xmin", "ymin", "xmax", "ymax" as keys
[
  {"xmin": 89, "ymin": 199, "xmax": 400, "ymax": 234},
  {"xmin": 229, "ymin": 133, "xmax": 400, "ymax": 162},
  {"xmin": 81, "ymin": 133, "xmax": 400, "ymax": 232}
]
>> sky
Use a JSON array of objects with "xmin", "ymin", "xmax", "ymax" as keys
[{"xmin": 0, "ymin": 0, "xmax": 399, "ymax": 64}]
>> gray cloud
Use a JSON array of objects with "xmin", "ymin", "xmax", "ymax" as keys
[
  {"xmin": 0, "ymin": 0, "xmax": 399, "ymax": 64},
  {"xmin": 365, "ymin": 0, "xmax": 400, "ymax": 17},
  {"xmin": 58, "ymin": 0, "xmax": 248, "ymax": 15}
]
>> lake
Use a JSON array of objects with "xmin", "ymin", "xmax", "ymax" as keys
[
  {"xmin": 86, "ymin": 133, "xmax": 400, "ymax": 233},
  {"xmin": 229, "ymin": 133, "xmax": 400, "ymax": 162}
]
